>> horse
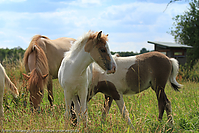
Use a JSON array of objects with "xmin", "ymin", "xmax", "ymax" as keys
[
  {"xmin": 58, "ymin": 31, "xmax": 116, "ymax": 126},
  {"xmin": 87, "ymin": 51, "xmax": 183, "ymax": 128},
  {"xmin": 23, "ymin": 35, "xmax": 76, "ymax": 110},
  {"xmin": 0, "ymin": 63, "xmax": 19, "ymax": 126}
]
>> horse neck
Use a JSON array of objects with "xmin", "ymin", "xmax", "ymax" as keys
[{"xmin": 69, "ymin": 46, "xmax": 93, "ymax": 75}]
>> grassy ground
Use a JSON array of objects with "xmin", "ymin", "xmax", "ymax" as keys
[{"xmin": 1, "ymin": 62, "xmax": 199, "ymax": 132}]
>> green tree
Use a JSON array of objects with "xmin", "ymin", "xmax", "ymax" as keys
[
  {"xmin": 140, "ymin": 48, "xmax": 149, "ymax": 54},
  {"xmin": 170, "ymin": 0, "xmax": 199, "ymax": 67}
]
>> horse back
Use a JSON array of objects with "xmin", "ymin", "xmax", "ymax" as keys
[{"xmin": 126, "ymin": 52, "xmax": 172, "ymax": 93}]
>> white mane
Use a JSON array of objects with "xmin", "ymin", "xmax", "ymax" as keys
[
  {"xmin": 70, "ymin": 31, "xmax": 92, "ymax": 52},
  {"xmin": 64, "ymin": 31, "xmax": 92, "ymax": 58}
]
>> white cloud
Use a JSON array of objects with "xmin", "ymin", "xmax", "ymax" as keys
[
  {"xmin": 60, "ymin": 0, "xmax": 102, "ymax": 7},
  {"xmin": 10, "ymin": 0, "xmax": 26, "ymax": 2},
  {"xmin": 81, "ymin": 0, "xmax": 101, "ymax": 4},
  {"xmin": 0, "ymin": 0, "xmax": 26, "ymax": 3},
  {"xmin": 0, "ymin": 1, "xmax": 190, "ymax": 51}
]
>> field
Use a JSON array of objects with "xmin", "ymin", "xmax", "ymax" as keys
[{"xmin": 1, "ymin": 61, "xmax": 199, "ymax": 132}]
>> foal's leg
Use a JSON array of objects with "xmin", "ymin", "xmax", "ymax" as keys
[
  {"xmin": 47, "ymin": 75, "xmax": 53, "ymax": 106},
  {"xmin": 115, "ymin": 94, "xmax": 133, "ymax": 128},
  {"xmin": 64, "ymin": 89, "xmax": 72, "ymax": 127},
  {"xmin": 72, "ymin": 95, "xmax": 81, "ymax": 123},
  {"xmin": 102, "ymin": 95, "xmax": 113, "ymax": 121},
  {"xmin": 78, "ymin": 87, "xmax": 88, "ymax": 127},
  {"xmin": 156, "ymin": 88, "xmax": 174, "ymax": 125},
  {"xmin": 70, "ymin": 102, "xmax": 77, "ymax": 126}
]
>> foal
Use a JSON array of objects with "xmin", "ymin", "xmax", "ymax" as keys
[
  {"xmin": 58, "ymin": 31, "xmax": 116, "ymax": 126},
  {"xmin": 88, "ymin": 51, "xmax": 182, "ymax": 128}
]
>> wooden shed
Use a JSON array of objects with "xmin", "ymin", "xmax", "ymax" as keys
[{"xmin": 147, "ymin": 41, "xmax": 193, "ymax": 65}]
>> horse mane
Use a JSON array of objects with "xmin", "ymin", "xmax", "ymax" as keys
[
  {"xmin": 24, "ymin": 35, "xmax": 49, "ymax": 87},
  {"xmin": 69, "ymin": 31, "xmax": 108, "ymax": 54},
  {"xmin": 28, "ymin": 68, "xmax": 47, "ymax": 90},
  {"xmin": 23, "ymin": 35, "xmax": 49, "ymax": 71}
]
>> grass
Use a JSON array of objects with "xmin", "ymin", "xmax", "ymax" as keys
[{"xmin": 1, "ymin": 60, "xmax": 199, "ymax": 132}]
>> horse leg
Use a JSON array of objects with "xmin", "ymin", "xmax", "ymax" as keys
[
  {"xmin": 0, "ymin": 85, "xmax": 4, "ymax": 129},
  {"xmin": 115, "ymin": 94, "xmax": 133, "ymax": 129},
  {"xmin": 70, "ymin": 101, "xmax": 77, "ymax": 126},
  {"xmin": 102, "ymin": 95, "xmax": 113, "ymax": 122},
  {"xmin": 165, "ymin": 97, "xmax": 173, "ymax": 125},
  {"xmin": 78, "ymin": 88, "xmax": 88, "ymax": 127},
  {"xmin": 156, "ymin": 88, "xmax": 174, "ymax": 125},
  {"xmin": 72, "ymin": 95, "xmax": 81, "ymax": 124},
  {"xmin": 63, "ymin": 89, "xmax": 72, "ymax": 127},
  {"xmin": 47, "ymin": 75, "xmax": 53, "ymax": 106}
]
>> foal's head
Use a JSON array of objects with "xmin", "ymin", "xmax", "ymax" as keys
[
  {"xmin": 85, "ymin": 31, "xmax": 116, "ymax": 74},
  {"xmin": 23, "ymin": 69, "xmax": 48, "ymax": 109}
]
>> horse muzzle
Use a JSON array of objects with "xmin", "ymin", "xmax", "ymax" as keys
[{"xmin": 106, "ymin": 63, "xmax": 116, "ymax": 74}]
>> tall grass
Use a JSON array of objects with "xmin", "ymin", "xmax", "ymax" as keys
[{"xmin": 1, "ymin": 58, "xmax": 199, "ymax": 132}]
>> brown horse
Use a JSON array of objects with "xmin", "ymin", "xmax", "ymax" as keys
[
  {"xmin": 87, "ymin": 51, "xmax": 182, "ymax": 128},
  {"xmin": 23, "ymin": 35, "xmax": 76, "ymax": 109}
]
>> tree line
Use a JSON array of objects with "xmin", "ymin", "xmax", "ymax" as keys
[
  {"xmin": 0, "ymin": 47, "xmax": 150, "ymax": 63},
  {"xmin": 0, "ymin": 47, "xmax": 25, "ymax": 63}
]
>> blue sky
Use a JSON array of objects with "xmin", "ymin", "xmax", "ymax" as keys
[{"xmin": 0, "ymin": 0, "xmax": 189, "ymax": 52}]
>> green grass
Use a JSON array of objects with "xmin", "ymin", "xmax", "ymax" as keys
[{"xmin": 1, "ymin": 62, "xmax": 199, "ymax": 132}]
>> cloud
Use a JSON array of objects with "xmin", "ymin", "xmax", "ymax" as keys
[
  {"xmin": 60, "ymin": 0, "xmax": 102, "ymax": 7},
  {"xmin": 0, "ymin": 0, "xmax": 26, "ymax": 3},
  {"xmin": 0, "ymin": 0, "xmax": 189, "ymax": 51}
]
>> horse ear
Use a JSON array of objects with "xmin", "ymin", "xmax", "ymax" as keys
[
  {"xmin": 23, "ymin": 73, "xmax": 30, "ymax": 80},
  {"xmin": 97, "ymin": 31, "xmax": 102, "ymax": 41},
  {"xmin": 32, "ymin": 45, "xmax": 39, "ymax": 51},
  {"xmin": 42, "ymin": 74, "xmax": 48, "ymax": 79}
]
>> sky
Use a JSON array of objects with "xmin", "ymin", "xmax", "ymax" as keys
[{"xmin": 0, "ymin": 0, "xmax": 190, "ymax": 52}]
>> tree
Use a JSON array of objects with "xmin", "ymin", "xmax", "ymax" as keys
[
  {"xmin": 170, "ymin": 0, "xmax": 199, "ymax": 67},
  {"xmin": 140, "ymin": 48, "xmax": 149, "ymax": 54}
]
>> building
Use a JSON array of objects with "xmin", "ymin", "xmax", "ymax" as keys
[{"xmin": 148, "ymin": 41, "xmax": 193, "ymax": 65}]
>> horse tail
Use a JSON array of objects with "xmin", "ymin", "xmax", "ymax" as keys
[
  {"xmin": 2, "ymin": 66, "xmax": 19, "ymax": 98},
  {"xmin": 169, "ymin": 58, "xmax": 183, "ymax": 91},
  {"xmin": 23, "ymin": 35, "xmax": 49, "ymax": 72}
]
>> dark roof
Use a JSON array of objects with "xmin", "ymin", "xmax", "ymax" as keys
[{"xmin": 148, "ymin": 41, "xmax": 193, "ymax": 48}]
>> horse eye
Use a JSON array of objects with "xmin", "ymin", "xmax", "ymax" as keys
[
  {"xmin": 100, "ymin": 49, "xmax": 106, "ymax": 53},
  {"xmin": 40, "ymin": 90, "xmax": 43, "ymax": 93}
]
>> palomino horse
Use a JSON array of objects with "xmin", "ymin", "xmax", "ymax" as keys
[
  {"xmin": 0, "ymin": 63, "xmax": 19, "ymax": 126},
  {"xmin": 58, "ymin": 31, "xmax": 116, "ymax": 126},
  {"xmin": 23, "ymin": 35, "xmax": 75, "ymax": 109},
  {"xmin": 87, "ymin": 51, "xmax": 182, "ymax": 128}
]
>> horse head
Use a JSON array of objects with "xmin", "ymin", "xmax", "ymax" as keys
[
  {"xmin": 23, "ymin": 69, "xmax": 48, "ymax": 110},
  {"xmin": 85, "ymin": 31, "xmax": 116, "ymax": 74}
]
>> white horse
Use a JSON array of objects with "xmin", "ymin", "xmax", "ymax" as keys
[
  {"xmin": 87, "ymin": 51, "xmax": 183, "ymax": 128},
  {"xmin": 0, "ymin": 63, "xmax": 19, "ymax": 126},
  {"xmin": 58, "ymin": 31, "xmax": 116, "ymax": 126}
]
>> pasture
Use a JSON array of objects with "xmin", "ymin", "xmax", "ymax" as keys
[{"xmin": 1, "ymin": 59, "xmax": 199, "ymax": 132}]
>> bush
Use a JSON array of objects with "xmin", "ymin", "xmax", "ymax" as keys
[{"xmin": 179, "ymin": 60, "xmax": 199, "ymax": 82}]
